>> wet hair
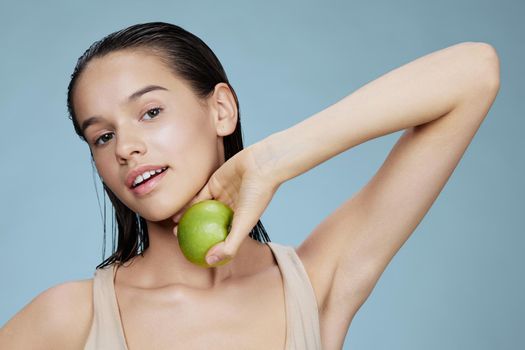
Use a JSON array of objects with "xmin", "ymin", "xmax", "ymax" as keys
[{"xmin": 66, "ymin": 22, "xmax": 270, "ymax": 269}]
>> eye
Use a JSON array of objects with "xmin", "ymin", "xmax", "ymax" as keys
[
  {"xmin": 94, "ymin": 132, "xmax": 114, "ymax": 146},
  {"xmin": 91, "ymin": 107, "xmax": 163, "ymax": 147},
  {"xmin": 142, "ymin": 106, "xmax": 163, "ymax": 120}
]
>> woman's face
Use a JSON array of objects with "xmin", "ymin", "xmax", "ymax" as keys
[{"xmin": 73, "ymin": 49, "xmax": 236, "ymax": 222}]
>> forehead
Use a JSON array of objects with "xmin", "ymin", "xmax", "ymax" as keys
[{"xmin": 73, "ymin": 50, "xmax": 192, "ymax": 120}]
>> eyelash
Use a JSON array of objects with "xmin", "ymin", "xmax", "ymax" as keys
[{"xmin": 92, "ymin": 106, "xmax": 164, "ymax": 147}]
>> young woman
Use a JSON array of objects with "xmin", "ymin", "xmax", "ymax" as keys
[{"xmin": 0, "ymin": 22, "xmax": 500, "ymax": 349}]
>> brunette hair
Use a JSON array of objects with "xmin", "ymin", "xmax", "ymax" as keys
[{"xmin": 66, "ymin": 22, "xmax": 270, "ymax": 269}]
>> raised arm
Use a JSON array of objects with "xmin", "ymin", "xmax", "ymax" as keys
[
  {"xmin": 258, "ymin": 42, "xmax": 499, "ymax": 184},
  {"xmin": 178, "ymin": 42, "xmax": 499, "ymax": 332},
  {"xmin": 252, "ymin": 41, "xmax": 500, "ymax": 335}
]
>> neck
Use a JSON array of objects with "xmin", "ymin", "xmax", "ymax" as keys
[{"xmin": 116, "ymin": 218, "xmax": 266, "ymax": 290}]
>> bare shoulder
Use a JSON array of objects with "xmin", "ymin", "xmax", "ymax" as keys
[{"xmin": 0, "ymin": 279, "xmax": 93, "ymax": 350}]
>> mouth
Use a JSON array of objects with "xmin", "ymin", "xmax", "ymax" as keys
[
  {"xmin": 131, "ymin": 167, "xmax": 167, "ymax": 188},
  {"xmin": 130, "ymin": 167, "xmax": 168, "ymax": 196}
]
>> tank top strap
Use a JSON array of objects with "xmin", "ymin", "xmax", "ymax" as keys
[
  {"xmin": 84, "ymin": 264, "xmax": 129, "ymax": 350},
  {"xmin": 267, "ymin": 242, "xmax": 322, "ymax": 349}
]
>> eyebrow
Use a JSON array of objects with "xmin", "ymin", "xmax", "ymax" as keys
[{"xmin": 80, "ymin": 85, "xmax": 169, "ymax": 135}]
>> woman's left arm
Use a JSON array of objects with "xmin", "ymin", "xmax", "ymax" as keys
[
  {"xmin": 198, "ymin": 42, "xmax": 499, "ymax": 315},
  {"xmin": 248, "ymin": 41, "xmax": 500, "ymax": 315}
]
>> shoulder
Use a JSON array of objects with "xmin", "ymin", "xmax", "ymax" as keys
[{"xmin": 1, "ymin": 279, "xmax": 93, "ymax": 349}]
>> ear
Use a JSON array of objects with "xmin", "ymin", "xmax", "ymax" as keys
[{"xmin": 208, "ymin": 82, "xmax": 238, "ymax": 136}]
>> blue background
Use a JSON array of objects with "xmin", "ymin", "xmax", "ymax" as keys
[{"xmin": 1, "ymin": 0, "xmax": 523, "ymax": 348}]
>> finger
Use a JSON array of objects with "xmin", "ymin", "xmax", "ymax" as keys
[
  {"xmin": 205, "ymin": 207, "xmax": 261, "ymax": 266},
  {"xmin": 206, "ymin": 186, "xmax": 274, "ymax": 266}
]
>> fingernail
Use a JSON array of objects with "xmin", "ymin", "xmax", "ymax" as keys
[{"xmin": 207, "ymin": 256, "xmax": 220, "ymax": 265}]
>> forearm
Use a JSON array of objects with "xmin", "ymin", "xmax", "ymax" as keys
[{"xmin": 256, "ymin": 41, "xmax": 498, "ymax": 184}]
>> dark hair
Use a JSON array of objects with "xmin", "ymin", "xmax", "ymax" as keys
[{"xmin": 66, "ymin": 22, "xmax": 270, "ymax": 269}]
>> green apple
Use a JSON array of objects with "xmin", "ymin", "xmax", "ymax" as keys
[{"xmin": 177, "ymin": 199, "xmax": 234, "ymax": 268}]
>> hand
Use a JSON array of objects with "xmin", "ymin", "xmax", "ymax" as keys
[{"xmin": 173, "ymin": 141, "xmax": 281, "ymax": 266}]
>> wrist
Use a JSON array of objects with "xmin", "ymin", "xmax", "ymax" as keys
[{"xmin": 249, "ymin": 131, "xmax": 289, "ymax": 188}]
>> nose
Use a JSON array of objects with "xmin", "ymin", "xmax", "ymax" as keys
[{"xmin": 115, "ymin": 126, "xmax": 146, "ymax": 163}]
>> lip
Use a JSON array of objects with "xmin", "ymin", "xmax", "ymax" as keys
[
  {"xmin": 126, "ymin": 164, "xmax": 168, "ymax": 189},
  {"xmin": 130, "ymin": 167, "xmax": 168, "ymax": 196}
]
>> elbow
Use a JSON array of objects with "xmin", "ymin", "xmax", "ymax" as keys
[
  {"xmin": 479, "ymin": 42, "xmax": 501, "ymax": 93},
  {"xmin": 468, "ymin": 41, "xmax": 501, "ymax": 95}
]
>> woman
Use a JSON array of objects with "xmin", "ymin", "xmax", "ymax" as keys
[{"xmin": 0, "ymin": 22, "xmax": 500, "ymax": 349}]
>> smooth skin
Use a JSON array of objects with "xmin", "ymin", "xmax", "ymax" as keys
[{"xmin": 0, "ymin": 41, "xmax": 500, "ymax": 349}]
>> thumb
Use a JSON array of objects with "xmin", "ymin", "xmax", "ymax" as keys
[{"xmin": 205, "ymin": 202, "xmax": 263, "ymax": 266}]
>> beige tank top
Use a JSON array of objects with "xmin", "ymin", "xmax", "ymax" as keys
[{"xmin": 84, "ymin": 242, "xmax": 322, "ymax": 349}]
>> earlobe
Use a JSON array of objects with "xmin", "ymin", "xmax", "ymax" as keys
[{"xmin": 217, "ymin": 120, "xmax": 237, "ymax": 137}]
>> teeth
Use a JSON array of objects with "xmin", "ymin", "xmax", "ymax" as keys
[
  {"xmin": 133, "ymin": 175, "xmax": 144, "ymax": 187},
  {"xmin": 132, "ymin": 167, "xmax": 166, "ymax": 188}
]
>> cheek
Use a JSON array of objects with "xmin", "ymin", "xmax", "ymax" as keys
[
  {"xmin": 93, "ymin": 154, "xmax": 119, "ymax": 189},
  {"xmin": 152, "ymin": 122, "xmax": 193, "ymax": 155},
  {"xmin": 152, "ymin": 117, "xmax": 218, "ymax": 166}
]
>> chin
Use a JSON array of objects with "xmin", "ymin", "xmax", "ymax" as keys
[
  {"xmin": 137, "ymin": 198, "xmax": 188, "ymax": 224},
  {"xmin": 130, "ymin": 179, "xmax": 202, "ymax": 224},
  {"xmin": 138, "ymin": 207, "xmax": 176, "ymax": 223}
]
